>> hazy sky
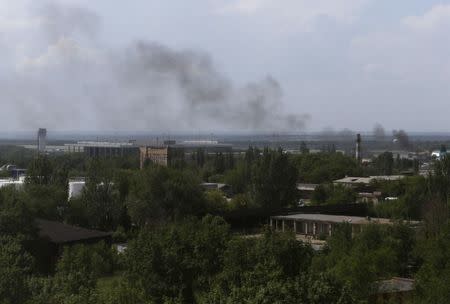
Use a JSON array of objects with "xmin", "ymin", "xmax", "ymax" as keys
[{"xmin": 1, "ymin": 0, "xmax": 450, "ymax": 132}]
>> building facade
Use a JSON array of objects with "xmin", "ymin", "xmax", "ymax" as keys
[
  {"xmin": 140, "ymin": 141, "xmax": 232, "ymax": 169},
  {"xmin": 140, "ymin": 146, "xmax": 169, "ymax": 167}
]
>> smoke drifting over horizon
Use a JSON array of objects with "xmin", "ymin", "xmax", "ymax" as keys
[{"xmin": 0, "ymin": 2, "xmax": 309, "ymax": 132}]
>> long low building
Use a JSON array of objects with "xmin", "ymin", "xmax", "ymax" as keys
[
  {"xmin": 65, "ymin": 141, "xmax": 139, "ymax": 158},
  {"xmin": 334, "ymin": 175, "xmax": 405, "ymax": 187},
  {"xmin": 270, "ymin": 213, "xmax": 395, "ymax": 238}
]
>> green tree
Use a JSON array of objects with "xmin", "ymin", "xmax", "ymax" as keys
[
  {"xmin": 127, "ymin": 166, "xmax": 205, "ymax": 226},
  {"xmin": 313, "ymin": 224, "xmax": 413, "ymax": 300},
  {"xmin": 294, "ymin": 153, "xmax": 361, "ymax": 184},
  {"xmin": 0, "ymin": 187, "xmax": 37, "ymax": 239},
  {"xmin": 67, "ymin": 158, "xmax": 122, "ymax": 230},
  {"xmin": 124, "ymin": 216, "xmax": 230, "ymax": 303},
  {"xmin": 205, "ymin": 190, "xmax": 229, "ymax": 213},
  {"xmin": 300, "ymin": 141, "xmax": 309, "ymax": 154},
  {"xmin": 415, "ymin": 223, "xmax": 450, "ymax": 303},
  {"xmin": 26, "ymin": 156, "xmax": 54, "ymax": 185},
  {"xmin": 251, "ymin": 148, "xmax": 298, "ymax": 210},
  {"xmin": 0, "ymin": 237, "xmax": 33, "ymax": 304},
  {"xmin": 373, "ymin": 152, "xmax": 394, "ymax": 175},
  {"xmin": 224, "ymin": 162, "xmax": 248, "ymax": 194},
  {"xmin": 28, "ymin": 242, "xmax": 117, "ymax": 304}
]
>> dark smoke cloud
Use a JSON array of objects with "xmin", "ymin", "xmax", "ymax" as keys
[
  {"xmin": 1, "ymin": 2, "xmax": 309, "ymax": 132},
  {"xmin": 392, "ymin": 129, "xmax": 410, "ymax": 149}
]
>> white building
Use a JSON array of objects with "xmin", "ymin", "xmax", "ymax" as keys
[
  {"xmin": 0, "ymin": 178, "xmax": 24, "ymax": 190},
  {"xmin": 68, "ymin": 180, "xmax": 86, "ymax": 200}
]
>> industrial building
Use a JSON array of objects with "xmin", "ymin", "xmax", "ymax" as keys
[
  {"xmin": 270, "ymin": 213, "xmax": 394, "ymax": 238},
  {"xmin": 140, "ymin": 140, "xmax": 233, "ymax": 168},
  {"xmin": 65, "ymin": 141, "xmax": 139, "ymax": 158},
  {"xmin": 334, "ymin": 175, "xmax": 405, "ymax": 188}
]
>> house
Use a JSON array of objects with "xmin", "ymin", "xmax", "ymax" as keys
[{"xmin": 35, "ymin": 219, "xmax": 112, "ymax": 271}]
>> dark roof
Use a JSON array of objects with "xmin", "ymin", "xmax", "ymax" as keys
[{"xmin": 37, "ymin": 219, "xmax": 111, "ymax": 244}]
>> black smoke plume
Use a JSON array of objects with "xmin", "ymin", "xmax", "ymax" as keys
[{"xmin": 0, "ymin": 2, "xmax": 309, "ymax": 132}]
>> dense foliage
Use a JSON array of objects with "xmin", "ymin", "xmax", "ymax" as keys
[{"xmin": 0, "ymin": 145, "xmax": 450, "ymax": 303}]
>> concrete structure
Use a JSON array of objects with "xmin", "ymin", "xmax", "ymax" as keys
[
  {"xmin": 65, "ymin": 141, "xmax": 139, "ymax": 158},
  {"xmin": 37, "ymin": 128, "xmax": 47, "ymax": 153},
  {"xmin": 270, "ymin": 213, "xmax": 393, "ymax": 238}
]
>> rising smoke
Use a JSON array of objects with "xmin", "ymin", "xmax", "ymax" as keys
[
  {"xmin": 0, "ymin": 2, "xmax": 309, "ymax": 132},
  {"xmin": 392, "ymin": 129, "xmax": 410, "ymax": 149},
  {"xmin": 373, "ymin": 123, "xmax": 386, "ymax": 141}
]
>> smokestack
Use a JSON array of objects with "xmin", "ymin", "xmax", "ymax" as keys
[
  {"xmin": 356, "ymin": 133, "xmax": 361, "ymax": 163},
  {"xmin": 37, "ymin": 128, "xmax": 47, "ymax": 154}
]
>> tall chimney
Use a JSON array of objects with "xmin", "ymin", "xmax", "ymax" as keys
[{"xmin": 356, "ymin": 133, "xmax": 361, "ymax": 163}]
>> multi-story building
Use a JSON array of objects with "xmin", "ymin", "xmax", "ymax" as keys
[{"xmin": 140, "ymin": 141, "xmax": 232, "ymax": 168}]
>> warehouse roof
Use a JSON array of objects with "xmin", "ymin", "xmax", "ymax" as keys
[
  {"xmin": 65, "ymin": 141, "xmax": 135, "ymax": 148},
  {"xmin": 37, "ymin": 219, "xmax": 111, "ymax": 244}
]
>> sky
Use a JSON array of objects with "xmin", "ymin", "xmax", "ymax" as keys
[{"xmin": 0, "ymin": 0, "xmax": 450, "ymax": 133}]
